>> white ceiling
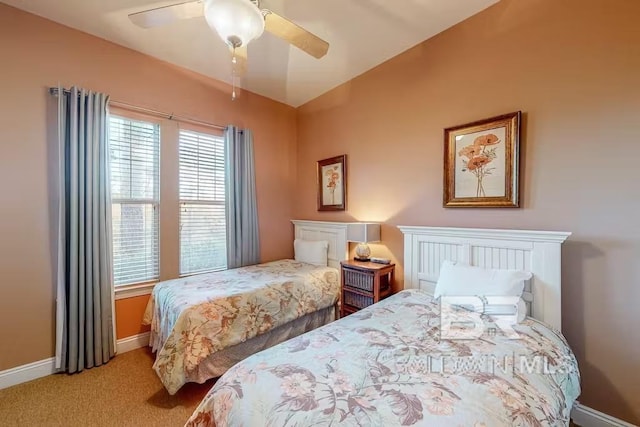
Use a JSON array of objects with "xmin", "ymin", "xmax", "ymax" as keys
[{"xmin": 4, "ymin": 0, "xmax": 499, "ymax": 106}]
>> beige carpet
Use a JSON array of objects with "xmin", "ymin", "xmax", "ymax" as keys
[{"xmin": 0, "ymin": 348, "xmax": 214, "ymax": 426}]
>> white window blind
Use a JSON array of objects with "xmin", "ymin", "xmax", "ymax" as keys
[
  {"xmin": 179, "ymin": 129, "xmax": 227, "ymax": 275},
  {"xmin": 109, "ymin": 115, "xmax": 160, "ymax": 286}
]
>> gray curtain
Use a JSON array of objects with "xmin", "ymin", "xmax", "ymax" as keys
[
  {"xmin": 225, "ymin": 126, "xmax": 260, "ymax": 269},
  {"xmin": 55, "ymin": 86, "xmax": 115, "ymax": 373}
]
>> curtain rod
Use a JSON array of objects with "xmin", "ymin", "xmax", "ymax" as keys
[{"xmin": 49, "ymin": 87, "xmax": 227, "ymax": 131}]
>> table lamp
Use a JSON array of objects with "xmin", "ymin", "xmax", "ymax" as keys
[{"xmin": 347, "ymin": 223, "xmax": 381, "ymax": 261}]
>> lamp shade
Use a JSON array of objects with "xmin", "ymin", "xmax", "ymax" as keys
[
  {"xmin": 347, "ymin": 223, "xmax": 381, "ymax": 244},
  {"xmin": 204, "ymin": 0, "xmax": 265, "ymax": 48}
]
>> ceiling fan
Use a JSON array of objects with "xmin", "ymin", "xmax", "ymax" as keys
[{"xmin": 129, "ymin": 0, "xmax": 330, "ymax": 75}]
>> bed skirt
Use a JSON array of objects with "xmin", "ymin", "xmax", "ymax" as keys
[{"xmin": 159, "ymin": 304, "xmax": 336, "ymax": 388}]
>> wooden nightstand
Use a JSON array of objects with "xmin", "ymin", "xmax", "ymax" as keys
[{"xmin": 340, "ymin": 260, "xmax": 395, "ymax": 317}]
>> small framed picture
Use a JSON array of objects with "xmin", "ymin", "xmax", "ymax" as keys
[
  {"xmin": 444, "ymin": 111, "xmax": 521, "ymax": 207},
  {"xmin": 317, "ymin": 155, "xmax": 347, "ymax": 211}
]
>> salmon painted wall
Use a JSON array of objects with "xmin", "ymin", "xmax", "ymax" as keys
[
  {"xmin": 296, "ymin": 0, "xmax": 640, "ymax": 423},
  {"xmin": 0, "ymin": 4, "xmax": 297, "ymax": 369},
  {"xmin": 115, "ymin": 295, "xmax": 151, "ymax": 339}
]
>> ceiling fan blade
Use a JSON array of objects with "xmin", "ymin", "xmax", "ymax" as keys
[
  {"xmin": 229, "ymin": 45, "xmax": 248, "ymax": 76},
  {"xmin": 129, "ymin": 1, "xmax": 204, "ymax": 29},
  {"xmin": 263, "ymin": 11, "xmax": 329, "ymax": 59}
]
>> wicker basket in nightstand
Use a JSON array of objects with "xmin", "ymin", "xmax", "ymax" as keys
[{"xmin": 340, "ymin": 260, "xmax": 395, "ymax": 317}]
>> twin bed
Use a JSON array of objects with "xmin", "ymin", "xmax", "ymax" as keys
[
  {"xmin": 144, "ymin": 221, "xmax": 581, "ymax": 426},
  {"xmin": 144, "ymin": 220, "xmax": 349, "ymax": 394}
]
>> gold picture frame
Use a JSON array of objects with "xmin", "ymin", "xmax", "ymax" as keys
[
  {"xmin": 444, "ymin": 111, "xmax": 521, "ymax": 207},
  {"xmin": 317, "ymin": 155, "xmax": 347, "ymax": 211}
]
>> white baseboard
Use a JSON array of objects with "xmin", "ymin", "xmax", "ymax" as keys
[
  {"xmin": 115, "ymin": 331, "xmax": 150, "ymax": 354},
  {"xmin": 572, "ymin": 402, "xmax": 637, "ymax": 427},
  {"xmin": 0, "ymin": 357, "xmax": 56, "ymax": 390},
  {"xmin": 0, "ymin": 332, "xmax": 151, "ymax": 391}
]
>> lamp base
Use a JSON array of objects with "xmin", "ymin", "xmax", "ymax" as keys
[
  {"xmin": 354, "ymin": 243, "xmax": 371, "ymax": 262},
  {"xmin": 354, "ymin": 256, "xmax": 371, "ymax": 262}
]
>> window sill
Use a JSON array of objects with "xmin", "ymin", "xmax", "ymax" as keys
[{"xmin": 114, "ymin": 281, "xmax": 157, "ymax": 300}]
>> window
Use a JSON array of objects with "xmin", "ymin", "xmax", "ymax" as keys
[
  {"xmin": 109, "ymin": 116, "xmax": 160, "ymax": 286},
  {"xmin": 179, "ymin": 129, "xmax": 227, "ymax": 275}
]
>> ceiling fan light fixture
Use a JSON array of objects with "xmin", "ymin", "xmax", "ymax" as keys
[{"xmin": 204, "ymin": 0, "xmax": 265, "ymax": 48}]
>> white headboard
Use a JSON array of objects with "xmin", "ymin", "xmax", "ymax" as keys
[
  {"xmin": 291, "ymin": 220, "xmax": 349, "ymax": 269},
  {"xmin": 398, "ymin": 226, "xmax": 571, "ymax": 330}
]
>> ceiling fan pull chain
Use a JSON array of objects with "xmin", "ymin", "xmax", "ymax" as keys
[
  {"xmin": 232, "ymin": 70, "xmax": 237, "ymax": 101},
  {"xmin": 231, "ymin": 45, "xmax": 237, "ymax": 100},
  {"xmin": 231, "ymin": 72, "xmax": 237, "ymax": 101}
]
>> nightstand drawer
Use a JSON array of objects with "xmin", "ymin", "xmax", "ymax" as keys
[
  {"xmin": 343, "ymin": 289, "xmax": 374, "ymax": 309},
  {"xmin": 343, "ymin": 269, "xmax": 375, "ymax": 292}
]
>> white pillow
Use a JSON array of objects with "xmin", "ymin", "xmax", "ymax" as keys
[
  {"xmin": 294, "ymin": 239, "xmax": 329, "ymax": 266},
  {"xmin": 434, "ymin": 260, "xmax": 532, "ymax": 298},
  {"xmin": 435, "ymin": 260, "xmax": 532, "ymax": 324}
]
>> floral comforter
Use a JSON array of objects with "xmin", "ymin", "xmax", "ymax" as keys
[
  {"xmin": 144, "ymin": 260, "xmax": 340, "ymax": 394},
  {"xmin": 186, "ymin": 289, "xmax": 580, "ymax": 426}
]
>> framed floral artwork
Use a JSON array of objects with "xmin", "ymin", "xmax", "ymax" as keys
[
  {"xmin": 317, "ymin": 155, "xmax": 347, "ymax": 211},
  {"xmin": 444, "ymin": 111, "xmax": 521, "ymax": 207}
]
